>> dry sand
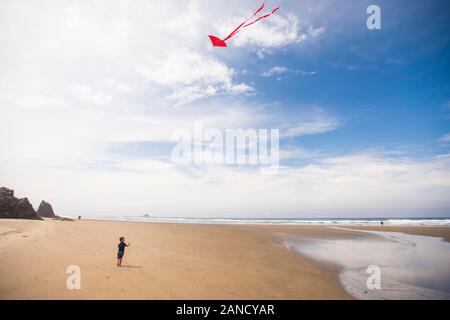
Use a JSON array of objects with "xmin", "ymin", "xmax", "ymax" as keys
[{"xmin": 0, "ymin": 219, "xmax": 449, "ymax": 300}]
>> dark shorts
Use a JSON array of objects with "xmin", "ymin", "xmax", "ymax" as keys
[{"xmin": 117, "ymin": 251, "xmax": 124, "ymax": 259}]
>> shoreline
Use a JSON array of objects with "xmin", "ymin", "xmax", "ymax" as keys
[
  {"xmin": 346, "ymin": 225, "xmax": 450, "ymax": 242},
  {"xmin": 70, "ymin": 216, "xmax": 450, "ymax": 228},
  {"xmin": 1, "ymin": 218, "xmax": 449, "ymax": 299}
]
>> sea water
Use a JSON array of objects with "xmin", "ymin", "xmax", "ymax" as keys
[
  {"xmin": 75, "ymin": 215, "xmax": 450, "ymax": 227},
  {"xmin": 285, "ymin": 228, "xmax": 450, "ymax": 300}
]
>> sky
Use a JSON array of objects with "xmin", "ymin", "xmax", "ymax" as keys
[{"xmin": 0, "ymin": 0, "xmax": 450, "ymax": 218}]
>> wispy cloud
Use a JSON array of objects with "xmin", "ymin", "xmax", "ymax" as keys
[
  {"xmin": 138, "ymin": 50, "xmax": 253, "ymax": 105},
  {"xmin": 261, "ymin": 65, "xmax": 316, "ymax": 79},
  {"xmin": 68, "ymin": 84, "xmax": 112, "ymax": 106},
  {"xmin": 5, "ymin": 150, "xmax": 448, "ymax": 217},
  {"xmin": 439, "ymin": 133, "xmax": 450, "ymax": 143},
  {"xmin": 281, "ymin": 112, "xmax": 340, "ymax": 137},
  {"xmin": 261, "ymin": 66, "xmax": 290, "ymax": 77},
  {"xmin": 215, "ymin": 12, "xmax": 324, "ymax": 49}
]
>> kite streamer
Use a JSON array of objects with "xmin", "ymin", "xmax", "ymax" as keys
[{"xmin": 209, "ymin": 0, "xmax": 280, "ymax": 47}]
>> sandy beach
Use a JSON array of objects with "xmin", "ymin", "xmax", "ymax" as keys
[{"xmin": 0, "ymin": 219, "xmax": 449, "ymax": 300}]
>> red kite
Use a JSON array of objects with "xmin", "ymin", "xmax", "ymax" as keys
[{"xmin": 208, "ymin": 0, "xmax": 280, "ymax": 47}]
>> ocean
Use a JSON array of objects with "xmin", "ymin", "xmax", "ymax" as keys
[{"xmin": 75, "ymin": 215, "xmax": 450, "ymax": 226}]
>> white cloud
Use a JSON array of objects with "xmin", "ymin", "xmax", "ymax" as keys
[
  {"xmin": 140, "ymin": 50, "xmax": 232, "ymax": 88},
  {"xmin": 68, "ymin": 83, "xmax": 112, "ymax": 106},
  {"xmin": 282, "ymin": 112, "xmax": 339, "ymax": 137},
  {"xmin": 215, "ymin": 12, "xmax": 324, "ymax": 49},
  {"xmin": 275, "ymin": 153, "xmax": 450, "ymax": 211},
  {"xmin": 139, "ymin": 50, "xmax": 253, "ymax": 105},
  {"xmin": 4, "ymin": 151, "xmax": 449, "ymax": 217},
  {"xmin": 307, "ymin": 25, "xmax": 325, "ymax": 37},
  {"xmin": 101, "ymin": 78, "xmax": 132, "ymax": 94},
  {"xmin": 228, "ymin": 83, "xmax": 254, "ymax": 94},
  {"xmin": 439, "ymin": 133, "xmax": 450, "ymax": 143},
  {"xmin": 0, "ymin": 0, "xmax": 447, "ymax": 218},
  {"xmin": 261, "ymin": 65, "xmax": 316, "ymax": 78},
  {"xmin": 261, "ymin": 66, "xmax": 289, "ymax": 77},
  {"xmin": 280, "ymin": 147, "xmax": 323, "ymax": 160}
]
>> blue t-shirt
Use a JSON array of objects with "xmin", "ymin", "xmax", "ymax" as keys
[{"xmin": 118, "ymin": 242, "xmax": 127, "ymax": 253}]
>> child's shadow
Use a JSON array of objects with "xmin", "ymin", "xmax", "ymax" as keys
[{"xmin": 120, "ymin": 265, "xmax": 142, "ymax": 269}]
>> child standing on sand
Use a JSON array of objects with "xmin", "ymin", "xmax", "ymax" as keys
[{"xmin": 117, "ymin": 236, "xmax": 130, "ymax": 267}]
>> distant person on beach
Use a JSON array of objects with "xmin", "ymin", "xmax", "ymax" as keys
[
  {"xmin": 117, "ymin": 236, "xmax": 130, "ymax": 267},
  {"xmin": 381, "ymin": 221, "xmax": 384, "ymax": 226}
]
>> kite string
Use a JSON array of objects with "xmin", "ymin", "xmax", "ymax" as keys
[{"xmin": 222, "ymin": 0, "xmax": 267, "ymax": 42}]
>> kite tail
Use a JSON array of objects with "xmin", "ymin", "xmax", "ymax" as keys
[
  {"xmin": 241, "ymin": 6, "xmax": 280, "ymax": 29},
  {"xmin": 223, "ymin": 0, "xmax": 276, "ymax": 42}
]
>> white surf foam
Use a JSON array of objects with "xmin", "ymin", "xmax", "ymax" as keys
[{"xmin": 76, "ymin": 215, "xmax": 450, "ymax": 227}]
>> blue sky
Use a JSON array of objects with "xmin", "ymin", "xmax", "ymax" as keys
[
  {"xmin": 0, "ymin": 0, "xmax": 449, "ymax": 217},
  {"xmin": 235, "ymin": 0, "xmax": 450, "ymax": 158}
]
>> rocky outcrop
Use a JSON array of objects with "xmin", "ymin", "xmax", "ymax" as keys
[
  {"xmin": 0, "ymin": 187, "xmax": 42, "ymax": 220},
  {"xmin": 37, "ymin": 200, "xmax": 56, "ymax": 218},
  {"xmin": 36, "ymin": 200, "xmax": 73, "ymax": 221}
]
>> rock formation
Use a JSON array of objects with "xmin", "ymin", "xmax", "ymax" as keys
[
  {"xmin": 37, "ymin": 200, "xmax": 56, "ymax": 218},
  {"xmin": 36, "ymin": 200, "xmax": 73, "ymax": 221},
  {"xmin": 0, "ymin": 187, "xmax": 42, "ymax": 220}
]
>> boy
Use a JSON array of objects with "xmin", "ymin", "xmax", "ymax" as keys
[{"xmin": 117, "ymin": 236, "xmax": 130, "ymax": 267}]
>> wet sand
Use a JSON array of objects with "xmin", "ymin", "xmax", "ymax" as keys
[
  {"xmin": 288, "ymin": 227, "xmax": 450, "ymax": 299},
  {"xmin": 1, "ymin": 219, "xmax": 449, "ymax": 300},
  {"xmin": 0, "ymin": 219, "xmax": 352, "ymax": 299},
  {"xmin": 348, "ymin": 226, "xmax": 450, "ymax": 242}
]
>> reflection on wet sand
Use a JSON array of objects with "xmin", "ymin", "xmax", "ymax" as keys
[{"xmin": 285, "ymin": 228, "xmax": 450, "ymax": 300}]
